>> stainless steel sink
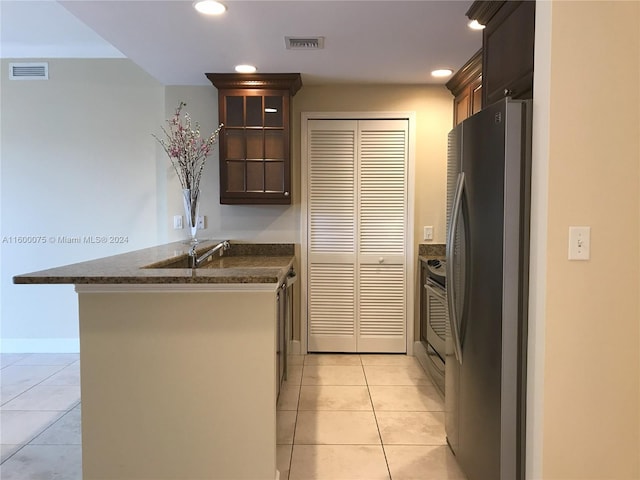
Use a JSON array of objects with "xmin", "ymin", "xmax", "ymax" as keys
[
  {"xmin": 143, "ymin": 241, "xmax": 231, "ymax": 269},
  {"xmin": 142, "ymin": 255, "xmax": 234, "ymax": 270},
  {"xmin": 142, "ymin": 256, "xmax": 267, "ymax": 270},
  {"xmin": 142, "ymin": 255, "xmax": 220, "ymax": 269},
  {"xmin": 142, "ymin": 257, "xmax": 191, "ymax": 269}
]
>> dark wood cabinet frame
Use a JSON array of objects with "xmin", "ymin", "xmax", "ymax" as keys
[
  {"xmin": 206, "ymin": 73, "xmax": 302, "ymax": 205},
  {"xmin": 467, "ymin": 1, "xmax": 535, "ymax": 106}
]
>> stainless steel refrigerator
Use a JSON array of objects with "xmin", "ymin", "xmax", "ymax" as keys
[{"xmin": 445, "ymin": 98, "xmax": 532, "ymax": 480}]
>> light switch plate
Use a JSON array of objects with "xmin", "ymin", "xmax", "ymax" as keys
[
  {"xmin": 196, "ymin": 215, "xmax": 205, "ymax": 230},
  {"xmin": 568, "ymin": 226, "xmax": 590, "ymax": 260},
  {"xmin": 423, "ymin": 226, "xmax": 433, "ymax": 241},
  {"xmin": 173, "ymin": 215, "xmax": 183, "ymax": 230}
]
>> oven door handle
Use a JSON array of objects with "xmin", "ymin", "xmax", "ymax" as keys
[{"xmin": 446, "ymin": 172, "xmax": 464, "ymax": 365}]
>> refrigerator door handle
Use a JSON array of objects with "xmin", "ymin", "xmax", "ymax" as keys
[{"xmin": 446, "ymin": 172, "xmax": 464, "ymax": 365}]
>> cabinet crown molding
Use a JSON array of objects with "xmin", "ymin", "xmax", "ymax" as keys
[
  {"xmin": 466, "ymin": 1, "xmax": 506, "ymax": 24},
  {"xmin": 205, "ymin": 73, "xmax": 302, "ymax": 96},
  {"xmin": 446, "ymin": 49, "xmax": 482, "ymax": 96}
]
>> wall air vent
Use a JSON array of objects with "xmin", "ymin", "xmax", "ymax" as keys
[
  {"xmin": 285, "ymin": 36, "xmax": 324, "ymax": 50},
  {"xmin": 9, "ymin": 62, "xmax": 49, "ymax": 80}
]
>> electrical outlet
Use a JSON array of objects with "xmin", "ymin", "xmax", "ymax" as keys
[
  {"xmin": 196, "ymin": 215, "xmax": 205, "ymax": 230},
  {"xmin": 173, "ymin": 215, "xmax": 183, "ymax": 229},
  {"xmin": 423, "ymin": 226, "xmax": 433, "ymax": 241}
]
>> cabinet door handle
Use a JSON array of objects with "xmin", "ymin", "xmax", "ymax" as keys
[
  {"xmin": 284, "ymin": 192, "xmax": 289, "ymax": 197},
  {"xmin": 378, "ymin": 257, "xmax": 384, "ymax": 264},
  {"xmin": 504, "ymin": 88, "xmax": 514, "ymax": 97}
]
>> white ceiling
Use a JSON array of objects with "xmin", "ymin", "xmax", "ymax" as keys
[{"xmin": 1, "ymin": 0, "xmax": 482, "ymax": 86}]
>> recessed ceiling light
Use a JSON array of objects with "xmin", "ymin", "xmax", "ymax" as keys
[
  {"xmin": 235, "ymin": 64, "xmax": 257, "ymax": 74},
  {"xmin": 193, "ymin": 1, "xmax": 226, "ymax": 15},
  {"xmin": 468, "ymin": 19, "xmax": 485, "ymax": 30},
  {"xmin": 431, "ymin": 69, "xmax": 453, "ymax": 78}
]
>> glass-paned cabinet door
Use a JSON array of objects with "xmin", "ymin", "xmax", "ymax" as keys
[
  {"xmin": 246, "ymin": 96, "xmax": 263, "ymax": 127},
  {"xmin": 225, "ymin": 96, "xmax": 244, "ymax": 127},
  {"xmin": 206, "ymin": 73, "xmax": 301, "ymax": 205},
  {"xmin": 264, "ymin": 96, "xmax": 283, "ymax": 127}
]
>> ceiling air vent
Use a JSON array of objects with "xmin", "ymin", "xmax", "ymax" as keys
[
  {"xmin": 9, "ymin": 62, "xmax": 49, "ymax": 80},
  {"xmin": 285, "ymin": 36, "xmax": 324, "ymax": 50}
]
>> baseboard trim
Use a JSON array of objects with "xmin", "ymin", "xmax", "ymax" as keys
[
  {"xmin": 288, "ymin": 339, "xmax": 301, "ymax": 355},
  {"xmin": 1, "ymin": 338, "xmax": 80, "ymax": 353}
]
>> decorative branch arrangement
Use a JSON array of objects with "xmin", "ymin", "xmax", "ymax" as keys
[
  {"xmin": 153, "ymin": 101, "xmax": 223, "ymax": 193},
  {"xmin": 154, "ymin": 102, "xmax": 223, "ymax": 242}
]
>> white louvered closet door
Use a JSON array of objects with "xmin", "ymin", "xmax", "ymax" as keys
[
  {"xmin": 307, "ymin": 118, "xmax": 408, "ymax": 353},
  {"xmin": 308, "ymin": 120, "xmax": 358, "ymax": 352},
  {"xmin": 357, "ymin": 120, "xmax": 407, "ymax": 352}
]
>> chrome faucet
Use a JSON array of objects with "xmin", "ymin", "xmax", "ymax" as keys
[{"xmin": 189, "ymin": 240, "xmax": 230, "ymax": 268}]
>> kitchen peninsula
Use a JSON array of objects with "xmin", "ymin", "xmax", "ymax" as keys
[{"xmin": 13, "ymin": 240, "xmax": 295, "ymax": 480}]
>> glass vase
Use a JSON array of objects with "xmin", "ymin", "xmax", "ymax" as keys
[{"xmin": 182, "ymin": 188, "xmax": 200, "ymax": 245}]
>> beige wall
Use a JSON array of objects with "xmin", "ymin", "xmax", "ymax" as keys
[{"xmin": 533, "ymin": 2, "xmax": 640, "ymax": 478}]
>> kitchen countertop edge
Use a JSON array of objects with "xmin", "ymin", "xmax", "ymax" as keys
[
  {"xmin": 418, "ymin": 243, "xmax": 446, "ymax": 261},
  {"xmin": 13, "ymin": 240, "xmax": 295, "ymax": 286}
]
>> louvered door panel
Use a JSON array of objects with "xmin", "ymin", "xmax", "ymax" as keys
[
  {"xmin": 308, "ymin": 120, "xmax": 357, "ymax": 351},
  {"xmin": 309, "ymin": 121, "xmax": 357, "ymax": 256},
  {"xmin": 307, "ymin": 263, "xmax": 356, "ymax": 352},
  {"xmin": 358, "ymin": 264, "xmax": 406, "ymax": 352},
  {"xmin": 357, "ymin": 120, "xmax": 407, "ymax": 352},
  {"xmin": 359, "ymin": 122, "xmax": 407, "ymax": 258}
]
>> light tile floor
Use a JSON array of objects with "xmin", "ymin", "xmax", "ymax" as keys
[
  {"xmin": 1, "ymin": 353, "xmax": 82, "ymax": 479},
  {"xmin": 278, "ymin": 353, "xmax": 467, "ymax": 480},
  {"xmin": 0, "ymin": 352, "xmax": 467, "ymax": 480}
]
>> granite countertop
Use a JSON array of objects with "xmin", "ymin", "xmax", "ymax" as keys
[
  {"xmin": 13, "ymin": 240, "xmax": 295, "ymax": 285},
  {"xmin": 418, "ymin": 243, "xmax": 446, "ymax": 262}
]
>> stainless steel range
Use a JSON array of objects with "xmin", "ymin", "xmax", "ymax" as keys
[{"xmin": 422, "ymin": 259, "xmax": 447, "ymax": 396}]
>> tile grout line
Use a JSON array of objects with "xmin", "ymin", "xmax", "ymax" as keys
[
  {"xmin": 1, "ymin": 442, "xmax": 28, "ymax": 465},
  {"xmin": 284, "ymin": 359, "xmax": 304, "ymax": 480},
  {"xmin": 362, "ymin": 359, "xmax": 394, "ymax": 480},
  {"xmin": 1, "ymin": 383, "xmax": 81, "ymax": 409},
  {"xmin": 0, "ymin": 406, "xmax": 71, "ymax": 466},
  {"xmin": 0, "ymin": 353, "xmax": 33, "ymax": 370},
  {"xmin": 0, "ymin": 362, "xmax": 76, "ymax": 407}
]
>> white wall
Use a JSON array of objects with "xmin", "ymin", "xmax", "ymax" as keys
[{"xmin": 1, "ymin": 59, "xmax": 164, "ymax": 352}]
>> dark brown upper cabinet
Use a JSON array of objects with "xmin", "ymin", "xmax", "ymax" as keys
[
  {"xmin": 446, "ymin": 49, "xmax": 482, "ymax": 126},
  {"xmin": 206, "ymin": 73, "xmax": 302, "ymax": 205},
  {"xmin": 467, "ymin": 1, "xmax": 535, "ymax": 106}
]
